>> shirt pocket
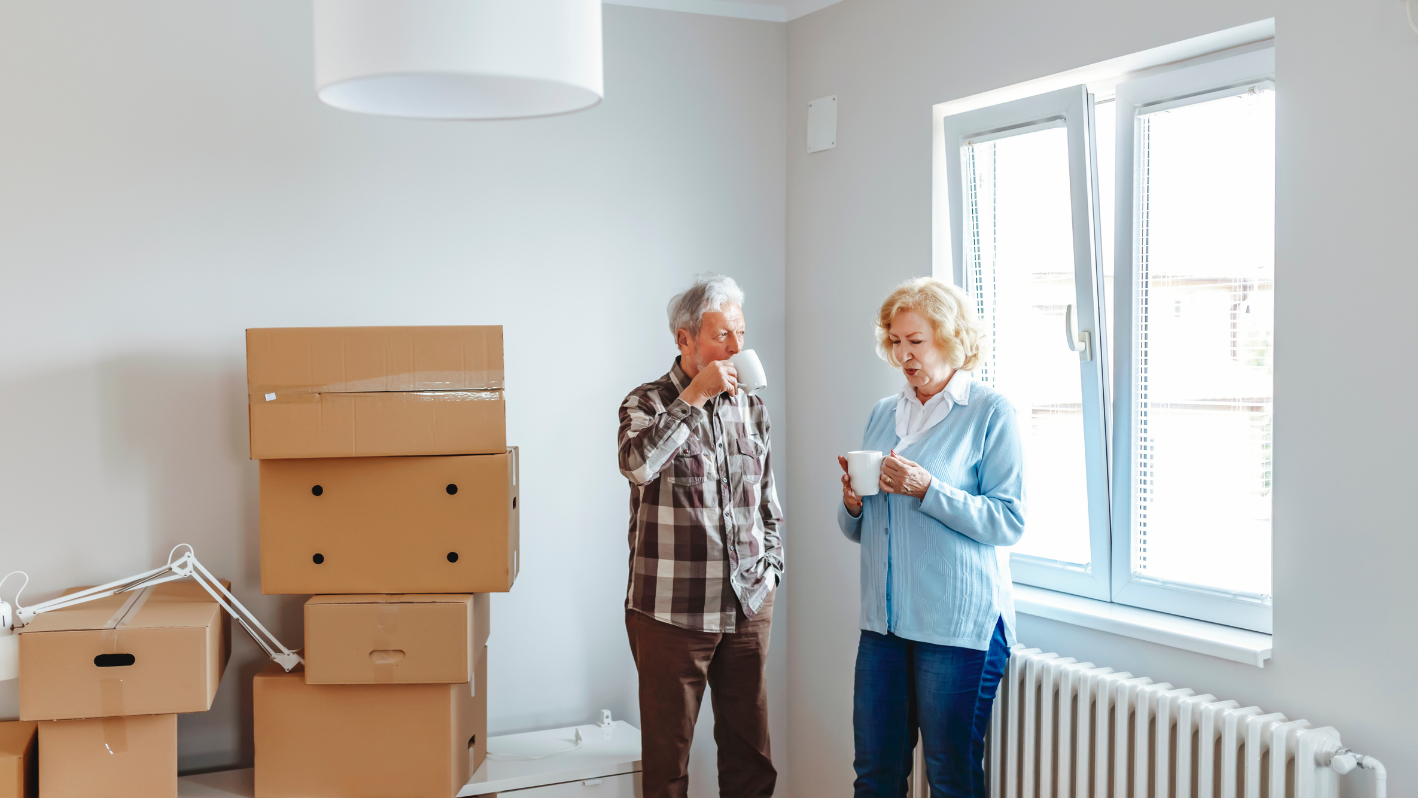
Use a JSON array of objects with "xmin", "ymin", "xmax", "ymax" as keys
[
  {"xmin": 734, "ymin": 436, "xmax": 766, "ymax": 483},
  {"xmin": 667, "ymin": 437, "xmax": 707, "ymax": 484}
]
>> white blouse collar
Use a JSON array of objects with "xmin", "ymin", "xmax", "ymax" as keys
[{"xmin": 894, "ymin": 370, "xmax": 972, "ymax": 449}]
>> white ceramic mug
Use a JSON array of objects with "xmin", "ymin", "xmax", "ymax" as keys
[
  {"xmin": 845, "ymin": 450, "xmax": 884, "ymax": 497},
  {"xmin": 730, "ymin": 349, "xmax": 768, "ymax": 395}
]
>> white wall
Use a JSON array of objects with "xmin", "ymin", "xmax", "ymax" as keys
[
  {"xmin": 787, "ymin": 1, "xmax": 1418, "ymax": 796},
  {"xmin": 0, "ymin": 2, "xmax": 787, "ymax": 792}
]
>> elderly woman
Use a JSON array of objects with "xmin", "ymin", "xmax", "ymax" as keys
[{"xmin": 837, "ymin": 277, "xmax": 1024, "ymax": 798}]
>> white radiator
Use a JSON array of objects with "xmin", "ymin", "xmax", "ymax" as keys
[{"xmin": 907, "ymin": 645, "xmax": 1385, "ymax": 798}]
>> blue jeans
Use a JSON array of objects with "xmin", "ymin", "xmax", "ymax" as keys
[{"xmin": 852, "ymin": 619, "xmax": 1009, "ymax": 798}]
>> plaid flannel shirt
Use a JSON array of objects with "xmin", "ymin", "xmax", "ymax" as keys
[{"xmin": 618, "ymin": 358, "xmax": 784, "ymax": 632}]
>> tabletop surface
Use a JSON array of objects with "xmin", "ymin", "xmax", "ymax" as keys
[{"xmin": 177, "ymin": 720, "xmax": 642, "ymax": 798}]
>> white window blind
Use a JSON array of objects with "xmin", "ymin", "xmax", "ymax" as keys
[
  {"xmin": 963, "ymin": 127, "xmax": 1092, "ymax": 568},
  {"xmin": 940, "ymin": 86, "xmax": 1112, "ymax": 601},
  {"xmin": 1111, "ymin": 48, "xmax": 1275, "ymax": 632}
]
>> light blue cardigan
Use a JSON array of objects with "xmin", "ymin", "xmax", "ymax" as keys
[{"xmin": 838, "ymin": 383, "xmax": 1026, "ymax": 651}]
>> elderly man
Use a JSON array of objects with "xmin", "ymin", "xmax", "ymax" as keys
[{"xmin": 617, "ymin": 273, "xmax": 784, "ymax": 798}]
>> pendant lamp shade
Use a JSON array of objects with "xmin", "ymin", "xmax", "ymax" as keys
[{"xmin": 314, "ymin": 0, "xmax": 603, "ymax": 120}]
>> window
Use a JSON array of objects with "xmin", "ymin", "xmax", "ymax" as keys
[{"xmin": 937, "ymin": 47, "xmax": 1275, "ymax": 632}]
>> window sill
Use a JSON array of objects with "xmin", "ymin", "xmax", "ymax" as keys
[{"xmin": 1013, "ymin": 584, "xmax": 1273, "ymax": 668}]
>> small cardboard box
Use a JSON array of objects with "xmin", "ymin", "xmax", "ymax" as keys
[
  {"xmin": 246, "ymin": 326, "xmax": 506, "ymax": 460},
  {"xmin": 260, "ymin": 450, "xmax": 519, "ymax": 595},
  {"xmin": 38, "ymin": 714, "xmax": 176, "ymax": 798},
  {"xmin": 18, "ymin": 580, "xmax": 232, "ymax": 721},
  {"xmin": 0, "ymin": 721, "xmax": 37, "ymax": 798},
  {"xmin": 254, "ymin": 647, "xmax": 487, "ymax": 798},
  {"xmin": 249, "ymin": 390, "xmax": 507, "ymax": 460},
  {"xmin": 248, "ymin": 324, "xmax": 504, "ymax": 396},
  {"xmin": 304, "ymin": 594, "xmax": 489, "ymax": 685},
  {"xmin": 246, "ymin": 326, "xmax": 504, "ymax": 395}
]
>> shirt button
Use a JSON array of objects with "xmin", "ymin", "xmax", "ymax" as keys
[
  {"xmin": 725, "ymin": 509, "xmax": 732, "ymax": 517},
  {"xmin": 722, "ymin": 477, "xmax": 728, "ymax": 484}
]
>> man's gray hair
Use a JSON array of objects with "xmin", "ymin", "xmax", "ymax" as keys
[{"xmin": 667, "ymin": 273, "xmax": 745, "ymax": 341}]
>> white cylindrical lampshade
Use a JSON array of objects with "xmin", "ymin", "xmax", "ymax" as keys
[{"xmin": 314, "ymin": 0, "xmax": 603, "ymax": 120}]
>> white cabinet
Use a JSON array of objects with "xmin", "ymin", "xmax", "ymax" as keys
[
  {"xmin": 493, "ymin": 772, "xmax": 640, "ymax": 798},
  {"xmin": 460, "ymin": 719, "xmax": 641, "ymax": 798}
]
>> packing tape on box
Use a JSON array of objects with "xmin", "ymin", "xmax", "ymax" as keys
[
  {"xmin": 99, "ymin": 680, "xmax": 128, "ymax": 754},
  {"xmin": 248, "ymin": 370, "xmax": 505, "ymax": 396},
  {"xmin": 371, "ymin": 598, "xmax": 402, "ymax": 683},
  {"xmin": 249, "ymin": 389, "xmax": 503, "ymax": 405},
  {"xmin": 93, "ymin": 585, "xmax": 149, "ymax": 747}
]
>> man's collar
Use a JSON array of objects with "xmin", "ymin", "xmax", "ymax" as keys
[{"xmin": 670, "ymin": 356, "xmax": 690, "ymax": 393}]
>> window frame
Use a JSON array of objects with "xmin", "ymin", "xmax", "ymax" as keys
[
  {"xmin": 932, "ymin": 44, "xmax": 1277, "ymax": 632},
  {"xmin": 1109, "ymin": 47, "xmax": 1276, "ymax": 633},
  {"xmin": 938, "ymin": 85, "xmax": 1114, "ymax": 602}
]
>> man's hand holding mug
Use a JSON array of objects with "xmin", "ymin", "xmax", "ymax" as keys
[{"xmin": 682, "ymin": 361, "xmax": 738, "ymax": 408}]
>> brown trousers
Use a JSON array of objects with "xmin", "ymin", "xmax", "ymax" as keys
[{"xmin": 625, "ymin": 595, "xmax": 776, "ymax": 798}]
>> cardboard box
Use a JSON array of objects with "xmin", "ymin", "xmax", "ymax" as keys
[
  {"xmin": 246, "ymin": 326, "xmax": 504, "ymax": 396},
  {"xmin": 253, "ymin": 647, "xmax": 487, "ymax": 798},
  {"xmin": 260, "ymin": 450, "xmax": 519, "ymax": 595},
  {"xmin": 0, "ymin": 722, "xmax": 36, "ymax": 798},
  {"xmin": 38, "ymin": 714, "xmax": 176, "ymax": 798},
  {"xmin": 304, "ymin": 594, "xmax": 489, "ymax": 685},
  {"xmin": 249, "ymin": 389, "xmax": 506, "ymax": 460},
  {"xmin": 18, "ymin": 580, "xmax": 231, "ymax": 721}
]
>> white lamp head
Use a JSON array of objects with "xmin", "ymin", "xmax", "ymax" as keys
[{"xmin": 314, "ymin": 0, "xmax": 604, "ymax": 120}]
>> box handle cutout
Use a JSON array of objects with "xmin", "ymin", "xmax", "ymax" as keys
[
  {"xmin": 368, "ymin": 650, "xmax": 406, "ymax": 665},
  {"xmin": 512, "ymin": 496, "xmax": 517, "ymax": 510},
  {"xmin": 94, "ymin": 653, "xmax": 136, "ymax": 668}
]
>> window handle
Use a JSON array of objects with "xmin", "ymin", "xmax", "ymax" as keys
[{"xmin": 1065, "ymin": 303, "xmax": 1093, "ymax": 362}]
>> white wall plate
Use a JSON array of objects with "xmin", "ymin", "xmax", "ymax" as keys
[{"xmin": 807, "ymin": 95, "xmax": 837, "ymax": 153}]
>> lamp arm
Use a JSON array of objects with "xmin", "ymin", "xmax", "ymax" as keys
[
  {"xmin": 7, "ymin": 545, "xmax": 302, "ymax": 672},
  {"xmin": 172, "ymin": 552, "xmax": 302, "ymax": 671},
  {"xmin": 15, "ymin": 564, "xmax": 188, "ymax": 624}
]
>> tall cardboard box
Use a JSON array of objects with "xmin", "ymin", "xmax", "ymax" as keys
[
  {"xmin": 246, "ymin": 326, "xmax": 506, "ymax": 459},
  {"xmin": 304, "ymin": 594, "xmax": 489, "ymax": 685},
  {"xmin": 260, "ymin": 450, "xmax": 519, "ymax": 595},
  {"xmin": 18, "ymin": 581, "xmax": 231, "ymax": 721},
  {"xmin": 0, "ymin": 722, "xmax": 36, "ymax": 798},
  {"xmin": 38, "ymin": 714, "xmax": 176, "ymax": 798},
  {"xmin": 253, "ymin": 647, "xmax": 487, "ymax": 798}
]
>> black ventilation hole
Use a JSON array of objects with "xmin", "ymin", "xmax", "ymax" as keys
[
  {"xmin": 312, "ymin": 485, "xmax": 324, "ymax": 497},
  {"xmin": 313, "ymin": 553, "xmax": 325, "ymax": 564},
  {"xmin": 94, "ymin": 653, "xmax": 136, "ymax": 668},
  {"xmin": 447, "ymin": 552, "xmax": 459, "ymax": 563},
  {"xmin": 469, "ymin": 735, "xmax": 477, "ymax": 747},
  {"xmin": 512, "ymin": 496, "xmax": 517, "ymax": 510},
  {"xmin": 446, "ymin": 484, "xmax": 458, "ymax": 495}
]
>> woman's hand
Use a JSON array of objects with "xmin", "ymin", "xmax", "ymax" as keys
[
  {"xmin": 881, "ymin": 450, "xmax": 932, "ymax": 500},
  {"xmin": 837, "ymin": 456, "xmax": 863, "ymax": 517}
]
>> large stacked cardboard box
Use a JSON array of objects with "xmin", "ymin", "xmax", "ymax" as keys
[
  {"xmin": 248, "ymin": 326, "xmax": 516, "ymax": 798},
  {"xmin": 15, "ymin": 580, "xmax": 232, "ymax": 798}
]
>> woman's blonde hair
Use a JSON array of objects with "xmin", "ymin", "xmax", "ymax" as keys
[{"xmin": 875, "ymin": 277, "xmax": 987, "ymax": 371}]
